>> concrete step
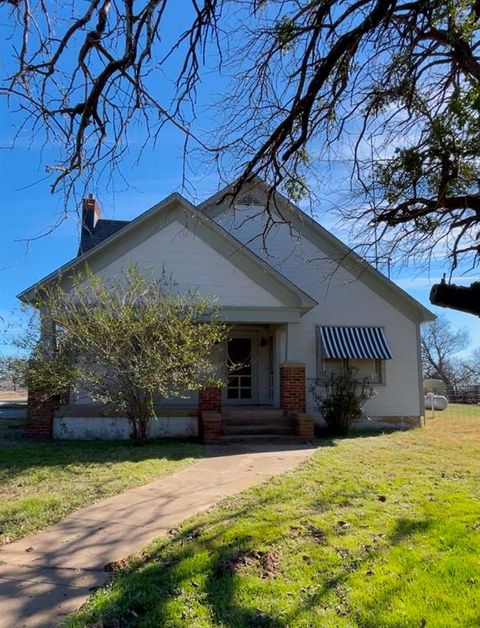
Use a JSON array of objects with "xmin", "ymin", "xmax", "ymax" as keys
[
  {"xmin": 219, "ymin": 434, "xmax": 304, "ymax": 445},
  {"xmin": 222, "ymin": 416, "xmax": 289, "ymax": 427},
  {"xmin": 222, "ymin": 409, "xmax": 284, "ymax": 421},
  {"xmin": 221, "ymin": 421, "xmax": 293, "ymax": 436}
]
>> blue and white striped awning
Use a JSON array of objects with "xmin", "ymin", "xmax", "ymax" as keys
[{"xmin": 320, "ymin": 326, "xmax": 392, "ymax": 360}]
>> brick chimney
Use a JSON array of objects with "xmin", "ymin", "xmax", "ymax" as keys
[{"xmin": 79, "ymin": 194, "xmax": 102, "ymax": 255}]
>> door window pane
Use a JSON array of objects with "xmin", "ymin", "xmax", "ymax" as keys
[
  {"xmin": 227, "ymin": 337, "xmax": 253, "ymax": 400},
  {"xmin": 228, "ymin": 338, "xmax": 252, "ymax": 370}
]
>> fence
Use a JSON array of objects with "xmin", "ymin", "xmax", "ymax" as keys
[{"xmin": 424, "ymin": 386, "xmax": 480, "ymax": 428}]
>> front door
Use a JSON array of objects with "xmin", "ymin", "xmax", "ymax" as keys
[{"xmin": 225, "ymin": 333, "xmax": 258, "ymax": 404}]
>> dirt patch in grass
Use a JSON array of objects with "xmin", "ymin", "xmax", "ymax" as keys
[
  {"xmin": 216, "ymin": 548, "xmax": 280, "ymax": 579},
  {"xmin": 307, "ymin": 524, "xmax": 327, "ymax": 544}
]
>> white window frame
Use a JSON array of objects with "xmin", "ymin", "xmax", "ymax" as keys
[
  {"xmin": 321, "ymin": 357, "xmax": 384, "ymax": 384},
  {"xmin": 316, "ymin": 327, "xmax": 385, "ymax": 385}
]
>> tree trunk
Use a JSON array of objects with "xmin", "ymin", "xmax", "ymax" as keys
[
  {"xmin": 127, "ymin": 391, "xmax": 152, "ymax": 445},
  {"xmin": 138, "ymin": 414, "xmax": 148, "ymax": 445},
  {"xmin": 128, "ymin": 414, "xmax": 138, "ymax": 444},
  {"xmin": 128, "ymin": 414, "xmax": 149, "ymax": 445}
]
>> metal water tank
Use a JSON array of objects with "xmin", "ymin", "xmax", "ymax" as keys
[{"xmin": 425, "ymin": 393, "xmax": 448, "ymax": 411}]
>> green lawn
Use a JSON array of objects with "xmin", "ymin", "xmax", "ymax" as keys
[
  {"xmin": 66, "ymin": 407, "xmax": 480, "ymax": 627},
  {"xmin": 425, "ymin": 400, "xmax": 480, "ymax": 423},
  {"xmin": 0, "ymin": 421, "xmax": 203, "ymax": 544}
]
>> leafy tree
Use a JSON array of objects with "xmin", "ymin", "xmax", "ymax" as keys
[
  {"xmin": 0, "ymin": 356, "xmax": 9, "ymax": 389},
  {"xmin": 0, "ymin": 355, "xmax": 27, "ymax": 391},
  {"xmin": 3, "ymin": 1, "xmax": 480, "ymax": 309},
  {"xmin": 5, "ymin": 356, "xmax": 27, "ymax": 391},
  {"xmin": 26, "ymin": 265, "xmax": 229, "ymax": 444}
]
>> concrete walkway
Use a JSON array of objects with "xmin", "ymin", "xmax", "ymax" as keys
[{"xmin": 0, "ymin": 443, "xmax": 315, "ymax": 627}]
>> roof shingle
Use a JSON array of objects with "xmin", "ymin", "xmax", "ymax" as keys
[{"xmin": 78, "ymin": 219, "xmax": 130, "ymax": 255}]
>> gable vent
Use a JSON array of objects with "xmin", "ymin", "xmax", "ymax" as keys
[{"xmin": 237, "ymin": 193, "xmax": 261, "ymax": 205}]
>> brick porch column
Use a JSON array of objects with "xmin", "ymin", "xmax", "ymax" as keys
[
  {"xmin": 198, "ymin": 386, "xmax": 222, "ymax": 443},
  {"xmin": 293, "ymin": 414, "xmax": 315, "ymax": 439},
  {"xmin": 198, "ymin": 386, "xmax": 222, "ymax": 414},
  {"xmin": 25, "ymin": 389, "xmax": 60, "ymax": 439},
  {"xmin": 280, "ymin": 362, "xmax": 306, "ymax": 415}
]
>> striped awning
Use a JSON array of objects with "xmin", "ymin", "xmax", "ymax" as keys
[{"xmin": 320, "ymin": 326, "xmax": 392, "ymax": 360}]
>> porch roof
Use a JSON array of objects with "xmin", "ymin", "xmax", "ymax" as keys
[{"xmin": 219, "ymin": 306, "xmax": 307, "ymax": 323}]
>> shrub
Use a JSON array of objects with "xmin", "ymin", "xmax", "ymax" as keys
[{"xmin": 313, "ymin": 369, "xmax": 374, "ymax": 435}]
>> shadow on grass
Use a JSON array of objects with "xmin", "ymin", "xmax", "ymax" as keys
[
  {"xmin": 0, "ymin": 438, "xmax": 205, "ymax": 479},
  {"xmin": 0, "ymin": 417, "xmax": 26, "ymax": 442},
  {"xmin": 205, "ymin": 426, "xmax": 399, "ymax": 462},
  {"xmin": 389, "ymin": 516, "xmax": 433, "ymax": 544},
  {"xmin": 67, "ymin": 473, "xmax": 438, "ymax": 628},
  {"xmin": 314, "ymin": 425, "xmax": 405, "ymax": 444},
  {"xmin": 68, "ymin": 492, "xmax": 293, "ymax": 626}
]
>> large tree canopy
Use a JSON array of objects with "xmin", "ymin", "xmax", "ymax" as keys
[{"xmin": 2, "ymin": 1, "xmax": 480, "ymax": 309}]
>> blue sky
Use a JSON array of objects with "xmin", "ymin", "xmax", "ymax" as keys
[{"xmin": 0, "ymin": 2, "xmax": 479, "ymax": 357}]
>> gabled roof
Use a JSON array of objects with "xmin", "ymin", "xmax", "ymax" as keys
[
  {"xmin": 198, "ymin": 177, "xmax": 435, "ymax": 323},
  {"xmin": 18, "ymin": 193, "xmax": 317, "ymax": 316}
]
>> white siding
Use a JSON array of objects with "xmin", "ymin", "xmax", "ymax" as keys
[
  {"xmin": 98, "ymin": 219, "xmax": 283, "ymax": 307},
  {"xmin": 215, "ymin": 205, "xmax": 422, "ymax": 418}
]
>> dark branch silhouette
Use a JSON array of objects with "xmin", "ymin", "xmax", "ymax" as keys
[{"xmin": 2, "ymin": 1, "xmax": 480, "ymax": 312}]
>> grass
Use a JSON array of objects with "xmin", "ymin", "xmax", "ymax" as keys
[
  {"xmin": 0, "ymin": 418, "xmax": 203, "ymax": 544},
  {"xmin": 65, "ymin": 405, "xmax": 480, "ymax": 627},
  {"xmin": 0, "ymin": 415, "xmax": 25, "ymax": 442},
  {"xmin": 425, "ymin": 401, "xmax": 480, "ymax": 423}
]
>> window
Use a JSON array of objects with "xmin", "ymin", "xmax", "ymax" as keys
[{"xmin": 323, "ymin": 358, "xmax": 383, "ymax": 384}]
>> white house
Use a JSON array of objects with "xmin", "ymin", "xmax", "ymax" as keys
[{"xmin": 19, "ymin": 178, "xmax": 435, "ymax": 442}]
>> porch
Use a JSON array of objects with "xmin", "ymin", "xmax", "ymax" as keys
[
  {"xmin": 196, "ymin": 323, "xmax": 313, "ymax": 443},
  {"xmin": 26, "ymin": 323, "xmax": 315, "ymax": 442}
]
